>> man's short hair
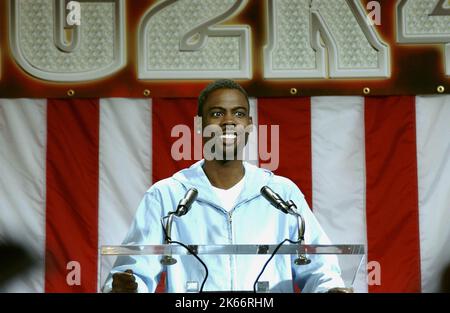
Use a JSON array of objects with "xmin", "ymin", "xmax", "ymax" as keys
[{"xmin": 197, "ymin": 79, "xmax": 250, "ymax": 116}]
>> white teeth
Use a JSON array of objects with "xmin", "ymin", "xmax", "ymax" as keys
[{"xmin": 220, "ymin": 134, "xmax": 237, "ymax": 139}]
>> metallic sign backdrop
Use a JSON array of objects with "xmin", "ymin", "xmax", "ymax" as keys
[{"xmin": 0, "ymin": 0, "xmax": 449, "ymax": 97}]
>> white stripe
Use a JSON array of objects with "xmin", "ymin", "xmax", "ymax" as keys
[
  {"xmin": 416, "ymin": 95, "xmax": 450, "ymax": 293},
  {"xmin": 245, "ymin": 98, "xmax": 259, "ymax": 166},
  {"xmin": 0, "ymin": 99, "xmax": 46, "ymax": 292},
  {"xmin": 98, "ymin": 99, "xmax": 152, "ymax": 290},
  {"xmin": 311, "ymin": 96, "xmax": 368, "ymax": 292}
]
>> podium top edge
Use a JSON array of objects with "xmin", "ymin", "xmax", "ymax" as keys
[{"xmin": 100, "ymin": 244, "xmax": 365, "ymax": 256}]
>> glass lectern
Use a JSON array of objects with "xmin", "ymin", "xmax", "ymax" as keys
[{"xmin": 100, "ymin": 244, "xmax": 365, "ymax": 293}]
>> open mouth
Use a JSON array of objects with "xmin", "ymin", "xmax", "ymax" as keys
[
  {"xmin": 220, "ymin": 133, "xmax": 237, "ymax": 140},
  {"xmin": 219, "ymin": 132, "xmax": 238, "ymax": 145}
]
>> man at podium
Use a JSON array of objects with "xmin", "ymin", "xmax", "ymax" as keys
[{"xmin": 104, "ymin": 79, "xmax": 347, "ymax": 293}]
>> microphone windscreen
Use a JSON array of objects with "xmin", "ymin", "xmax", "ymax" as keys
[
  {"xmin": 260, "ymin": 186, "xmax": 289, "ymax": 213},
  {"xmin": 176, "ymin": 188, "xmax": 198, "ymax": 216},
  {"xmin": 183, "ymin": 188, "xmax": 198, "ymax": 209}
]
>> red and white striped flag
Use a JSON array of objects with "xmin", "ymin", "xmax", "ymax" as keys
[{"xmin": 1, "ymin": 95, "xmax": 449, "ymax": 293}]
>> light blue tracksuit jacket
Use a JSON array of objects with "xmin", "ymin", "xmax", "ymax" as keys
[{"xmin": 105, "ymin": 160, "xmax": 344, "ymax": 292}]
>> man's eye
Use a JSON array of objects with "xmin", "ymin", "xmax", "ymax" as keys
[
  {"xmin": 211, "ymin": 112, "xmax": 223, "ymax": 117},
  {"xmin": 235, "ymin": 111, "xmax": 246, "ymax": 117}
]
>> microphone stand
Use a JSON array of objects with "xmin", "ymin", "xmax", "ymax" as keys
[
  {"xmin": 160, "ymin": 213, "xmax": 177, "ymax": 265},
  {"xmin": 254, "ymin": 187, "xmax": 312, "ymax": 292},
  {"xmin": 159, "ymin": 210, "xmax": 210, "ymax": 292},
  {"xmin": 285, "ymin": 200, "xmax": 311, "ymax": 265},
  {"xmin": 160, "ymin": 188, "xmax": 198, "ymax": 266}
]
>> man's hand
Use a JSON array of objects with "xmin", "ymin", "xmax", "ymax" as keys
[
  {"xmin": 327, "ymin": 287, "xmax": 354, "ymax": 293},
  {"xmin": 111, "ymin": 269, "xmax": 138, "ymax": 293}
]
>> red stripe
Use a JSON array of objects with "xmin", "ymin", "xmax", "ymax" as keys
[
  {"xmin": 257, "ymin": 98, "xmax": 313, "ymax": 207},
  {"xmin": 152, "ymin": 98, "xmax": 198, "ymax": 292},
  {"xmin": 258, "ymin": 97, "xmax": 312, "ymax": 294},
  {"xmin": 365, "ymin": 96, "xmax": 421, "ymax": 292},
  {"xmin": 45, "ymin": 99, "xmax": 99, "ymax": 292},
  {"xmin": 152, "ymin": 98, "xmax": 198, "ymax": 182}
]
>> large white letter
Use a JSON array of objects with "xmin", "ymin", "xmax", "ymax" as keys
[
  {"xmin": 264, "ymin": 0, "xmax": 390, "ymax": 78},
  {"xmin": 9, "ymin": 0, "xmax": 125, "ymax": 82},
  {"xmin": 138, "ymin": 0, "xmax": 251, "ymax": 79}
]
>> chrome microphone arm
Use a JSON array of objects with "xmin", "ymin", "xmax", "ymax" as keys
[
  {"xmin": 285, "ymin": 200, "xmax": 311, "ymax": 265},
  {"xmin": 260, "ymin": 186, "xmax": 310, "ymax": 265},
  {"xmin": 163, "ymin": 213, "xmax": 175, "ymax": 243},
  {"xmin": 285, "ymin": 200, "xmax": 305, "ymax": 242},
  {"xmin": 160, "ymin": 213, "xmax": 177, "ymax": 265},
  {"xmin": 160, "ymin": 188, "xmax": 198, "ymax": 266}
]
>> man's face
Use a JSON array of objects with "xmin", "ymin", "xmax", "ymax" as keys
[{"xmin": 201, "ymin": 88, "xmax": 253, "ymax": 161}]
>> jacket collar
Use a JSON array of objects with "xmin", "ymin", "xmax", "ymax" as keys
[{"xmin": 172, "ymin": 160, "xmax": 273, "ymax": 210}]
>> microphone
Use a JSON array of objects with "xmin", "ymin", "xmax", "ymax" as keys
[
  {"xmin": 260, "ymin": 186, "xmax": 289, "ymax": 214},
  {"xmin": 161, "ymin": 188, "xmax": 198, "ymax": 266},
  {"xmin": 175, "ymin": 188, "xmax": 198, "ymax": 216},
  {"xmin": 159, "ymin": 187, "xmax": 209, "ymax": 291},
  {"xmin": 260, "ymin": 186, "xmax": 310, "ymax": 265}
]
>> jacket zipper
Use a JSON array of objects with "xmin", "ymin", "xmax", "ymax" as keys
[
  {"xmin": 208, "ymin": 197, "xmax": 261, "ymax": 292},
  {"xmin": 226, "ymin": 198, "xmax": 256, "ymax": 292},
  {"xmin": 227, "ymin": 211, "xmax": 234, "ymax": 291}
]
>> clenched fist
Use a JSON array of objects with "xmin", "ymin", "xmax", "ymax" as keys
[{"xmin": 111, "ymin": 269, "xmax": 138, "ymax": 293}]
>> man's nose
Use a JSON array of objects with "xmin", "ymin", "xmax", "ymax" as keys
[{"xmin": 221, "ymin": 112, "xmax": 236, "ymax": 126}]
